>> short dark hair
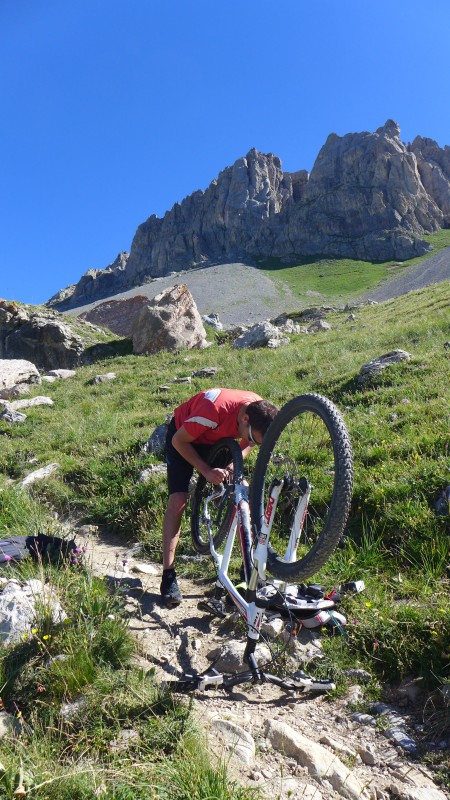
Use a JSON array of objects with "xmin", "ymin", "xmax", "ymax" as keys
[{"xmin": 246, "ymin": 400, "xmax": 279, "ymax": 437}]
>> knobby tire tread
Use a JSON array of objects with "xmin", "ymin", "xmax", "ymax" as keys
[{"xmin": 249, "ymin": 394, "xmax": 353, "ymax": 580}]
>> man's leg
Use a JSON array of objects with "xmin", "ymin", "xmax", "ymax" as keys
[
  {"xmin": 162, "ymin": 491, "xmax": 189, "ymax": 571},
  {"xmin": 160, "ymin": 491, "xmax": 189, "ymax": 607}
]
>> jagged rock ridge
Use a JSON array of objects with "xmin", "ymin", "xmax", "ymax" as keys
[{"xmin": 47, "ymin": 120, "xmax": 450, "ymax": 311}]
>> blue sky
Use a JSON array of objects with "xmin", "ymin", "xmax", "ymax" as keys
[{"xmin": 2, "ymin": 0, "xmax": 450, "ymax": 305}]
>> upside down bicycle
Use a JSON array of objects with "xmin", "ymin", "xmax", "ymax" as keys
[{"xmin": 167, "ymin": 393, "xmax": 354, "ymax": 695}]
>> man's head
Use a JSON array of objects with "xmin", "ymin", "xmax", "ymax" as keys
[{"xmin": 238, "ymin": 399, "xmax": 279, "ymax": 445}]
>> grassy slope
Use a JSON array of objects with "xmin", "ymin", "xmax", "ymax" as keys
[
  {"xmin": 0, "ymin": 276, "xmax": 449, "ymax": 795},
  {"xmin": 257, "ymin": 229, "xmax": 450, "ymax": 304}
]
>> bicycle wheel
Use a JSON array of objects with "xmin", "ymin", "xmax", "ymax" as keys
[
  {"xmin": 191, "ymin": 438, "xmax": 244, "ymax": 554},
  {"xmin": 250, "ymin": 394, "xmax": 353, "ymax": 581}
]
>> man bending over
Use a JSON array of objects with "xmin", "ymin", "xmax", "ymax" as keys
[{"xmin": 161, "ymin": 388, "xmax": 279, "ymax": 606}]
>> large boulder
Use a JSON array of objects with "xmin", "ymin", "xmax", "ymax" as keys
[
  {"xmin": 0, "ymin": 301, "xmax": 84, "ymax": 370},
  {"xmin": 0, "ymin": 358, "xmax": 41, "ymax": 393},
  {"xmin": 131, "ymin": 284, "xmax": 207, "ymax": 354},
  {"xmin": 78, "ymin": 294, "xmax": 150, "ymax": 337}
]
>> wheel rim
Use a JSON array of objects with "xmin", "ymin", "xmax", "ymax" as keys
[{"xmin": 261, "ymin": 409, "xmax": 338, "ymax": 566}]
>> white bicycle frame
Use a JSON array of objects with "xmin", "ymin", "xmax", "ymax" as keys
[{"xmin": 203, "ymin": 474, "xmax": 311, "ymax": 643}]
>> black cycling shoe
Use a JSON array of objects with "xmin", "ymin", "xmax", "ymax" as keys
[{"xmin": 160, "ymin": 570, "xmax": 183, "ymax": 607}]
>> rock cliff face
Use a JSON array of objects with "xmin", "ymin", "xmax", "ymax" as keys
[{"xmin": 47, "ymin": 121, "xmax": 450, "ymax": 311}]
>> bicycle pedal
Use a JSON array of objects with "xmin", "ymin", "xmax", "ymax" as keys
[{"xmin": 197, "ymin": 598, "xmax": 228, "ymax": 618}]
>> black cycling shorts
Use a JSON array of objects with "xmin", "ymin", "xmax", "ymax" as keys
[{"xmin": 165, "ymin": 417, "xmax": 212, "ymax": 495}]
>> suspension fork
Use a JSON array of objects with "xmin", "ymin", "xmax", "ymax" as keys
[{"xmin": 252, "ymin": 478, "xmax": 284, "ymax": 579}]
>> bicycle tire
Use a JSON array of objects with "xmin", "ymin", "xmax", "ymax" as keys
[
  {"xmin": 191, "ymin": 438, "xmax": 244, "ymax": 554},
  {"xmin": 249, "ymin": 394, "xmax": 353, "ymax": 581}
]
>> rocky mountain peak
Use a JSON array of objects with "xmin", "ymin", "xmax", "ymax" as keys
[
  {"xmin": 376, "ymin": 118, "xmax": 401, "ymax": 139},
  {"xmin": 47, "ymin": 122, "xmax": 450, "ymax": 312}
]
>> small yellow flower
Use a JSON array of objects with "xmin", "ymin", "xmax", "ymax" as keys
[
  {"xmin": 31, "ymin": 628, "xmax": 38, "ymax": 634},
  {"xmin": 42, "ymin": 635, "xmax": 50, "ymax": 641},
  {"xmin": 430, "ymin": 630, "xmax": 438, "ymax": 636},
  {"xmin": 365, "ymin": 602, "xmax": 372, "ymax": 608}
]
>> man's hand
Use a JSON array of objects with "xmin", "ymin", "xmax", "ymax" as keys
[{"xmin": 204, "ymin": 467, "xmax": 232, "ymax": 485}]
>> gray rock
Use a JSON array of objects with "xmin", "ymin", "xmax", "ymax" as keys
[
  {"xmin": 350, "ymin": 712, "xmax": 376, "ymax": 725},
  {"xmin": 0, "ymin": 710, "xmax": 22, "ymax": 738},
  {"xmin": 233, "ymin": 321, "xmax": 289, "ymax": 350},
  {"xmin": 130, "ymin": 562, "xmax": 158, "ymax": 576},
  {"xmin": 138, "ymin": 465, "xmax": 166, "ymax": 482},
  {"xmin": 0, "ymin": 578, "xmax": 66, "ymax": 645},
  {"xmin": 20, "ymin": 462, "xmax": 59, "ymax": 486},
  {"xmin": 319, "ymin": 734, "xmax": 356, "ymax": 758},
  {"xmin": 358, "ymin": 349, "xmax": 412, "ymax": 384},
  {"xmin": 0, "ymin": 358, "xmax": 41, "ymax": 392},
  {"xmin": 0, "ymin": 306, "xmax": 84, "ymax": 370},
  {"xmin": 131, "ymin": 284, "xmax": 207, "ymax": 354},
  {"xmin": 409, "ymin": 136, "xmax": 450, "ymax": 224},
  {"xmin": 142, "ymin": 422, "xmax": 170, "ymax": 456},
  {"xmin": 207, "ymin": 640, "xmax": 272, "ymax": 673},
  {"xmin": 109, "ymin": 728, "xmax": 140, "ymax": 753},
  {"xmin": 342, "ymin": 668, "xmax": 372, "ymax": 684},
  {"xmin": 60, "ymin": 696, "xmax": 88, "ymax": 719},
  {"xmin": 0, "ymin": 407, "xmax": 27, "ymax": 423},
  {"xmin": 202, "ymin": 313, "xmax": 223, "ymax": 331},
  {"xmin": 0, "ymin": 383, "xmax": 31, "ymax": 399},
  {"xmin": 192, "ymin": 367, "xmax": 218, "ymax": 377},
  {"xmin": 384, "ymin": 728, "xmax": 417, "ymax": 754},
  {"xmin": 307, "ymin": 319, "xmax": 331, "ymax": 333},
  {"xmin": 210, "ymin": 718, "xmax": 255, "ymax": 764},
  {"xmin": 10, "ymin": 396, "xmax": 54, "ymax": 410},
  {"xmin": 265, "ymin": 719, "xmax": 367, "ymax": 800},
  {"xmin": 357, "ymin": 745, "xmax": 377, "ymax": 766},
  {"xmin": 45, "ymin": 369, "xmax": 77, "ymax": 378},
  {"xmin": 88, "ymin": 373, "xmax": 117, "ymax": 385}
]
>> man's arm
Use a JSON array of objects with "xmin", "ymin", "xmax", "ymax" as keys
[{"xmin": 172, "ymin": 426, "xmax": 230, "ymax": 485}]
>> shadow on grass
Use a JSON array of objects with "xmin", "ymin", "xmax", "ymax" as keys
[{"xmin": 80, "ymin": 338, "xmax": 133, "ymax": 364}]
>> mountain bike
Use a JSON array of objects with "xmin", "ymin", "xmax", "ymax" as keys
[{"xmin": 167, "ymin": 393, "xmax": 354, "ymax": 694}]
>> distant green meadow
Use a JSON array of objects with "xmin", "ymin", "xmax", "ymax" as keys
[{"xmin": 257, "ymin": 228, "xmax": 450, "ymax": 303}]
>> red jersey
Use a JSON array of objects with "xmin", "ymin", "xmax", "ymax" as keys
[{"xmin": 174, "ymin": 388, "xmax": 262, "ymax": 444}]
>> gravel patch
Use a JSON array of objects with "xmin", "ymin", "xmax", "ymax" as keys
[
  {"xmin": 358, "ymin": 246, "xmax": 450, "ymax": 303},
  {"xmin": 65, "ymin": 262, "xmax": 303, "ymax": 328}
]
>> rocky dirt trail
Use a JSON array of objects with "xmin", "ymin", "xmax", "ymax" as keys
[{"xmin": 75, "ymin": 525, "xmax": 448, "ymax": 800}]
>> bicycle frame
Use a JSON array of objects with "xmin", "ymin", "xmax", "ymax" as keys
[
  {"xmin": 166, "ymin": 454, "xmax": 337, "ymax": 693},
  {"xmin": 203, "ymin": 473, "xmax": 311, "ymax": 657}
]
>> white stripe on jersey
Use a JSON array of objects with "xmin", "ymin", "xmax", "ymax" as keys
[
  {"xmin": 204, "ymin": 389, "xmax": 222, "ymax": 402},
  {"xmin": 185, "ymin": 416, "xmax": 218, "ymax": 429}
]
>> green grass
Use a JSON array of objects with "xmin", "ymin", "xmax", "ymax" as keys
[
  {"xmin": 0, "ymin": 558, "xmax": 254, "ymax": 799},
  {"xmin": 256, "ymin": 228, "xmax": 450, "ymax": 303},
  {"xmin": 1, "ymin": 274, "xmax": 450, "ymax": 794}
]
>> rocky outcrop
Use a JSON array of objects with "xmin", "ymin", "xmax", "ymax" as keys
[
  {"xmin": 131, "ymin": 284, "xmax": 207, "ymax": 354},
  {"xmin": 0, "ymin": 300, "xmax": 85, "ymax": 370},
  {"xmin": 78, "ymin": 294, "xmax": 150, "ymax": 337},
  {"xmin": 0, "ymin": 300, "xmax": 123, "ymax": 371},
  {"xmin": 47, "ymin": 252, "xmax": 129, "ymax": 311},
  {"xmin": 409, "ymin": 136, "xmax": 450, "ymax": 224},
  {"xmin": 47, "ymin": 121, "xmax": 450, "ymax": 310}
]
